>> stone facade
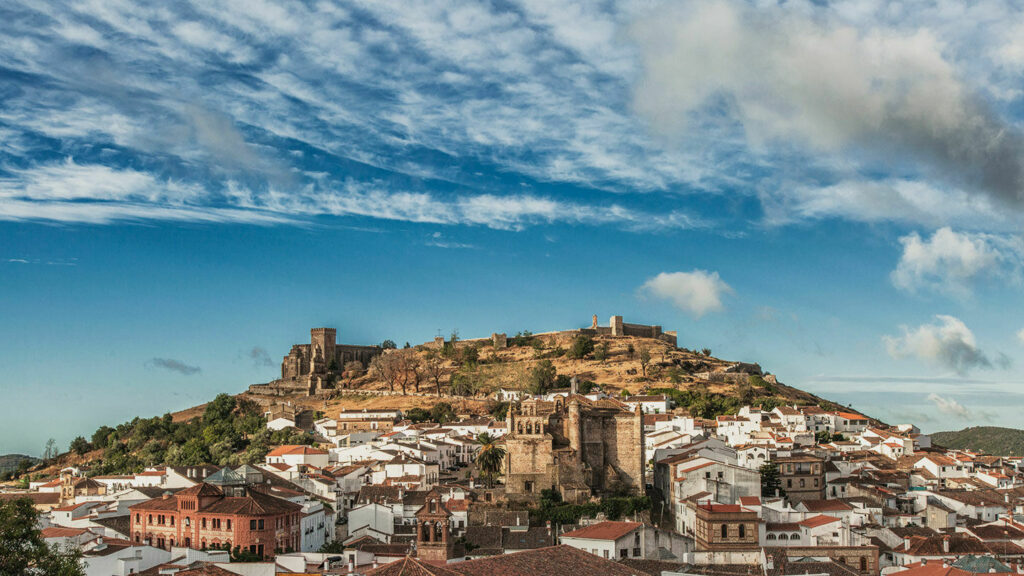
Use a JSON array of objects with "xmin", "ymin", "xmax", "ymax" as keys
[
  {"xmin": 250, "ymin": 327, "xmax": 381, "ymax": 396},
  {"xmin": 692, "ymin": 503, "xmax": 759, "ymax": 551},
  {"xmin": 775, "ymin": 454, "xmax": 825, "ymax": 503},
  {"xmin": 503, "ymin": 395, "xmax": 644, "ymax": 503}
]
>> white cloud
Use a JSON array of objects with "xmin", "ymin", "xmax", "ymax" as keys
[
  {"xmin": 1017, "ymin": 328, "xmax": 1024, "ymax": 346},
  {"xmin": 926, "ymin": 393, "xmax": 971, "ymax": 419},
  {"xmin": 0, "ymin": 160, "xmax": 702, "ymax": 230},
  {"xmin": 884, "ymin": 315, "xmax": 994, "ymax": 375},
  {"xmin": 632, "ymin": 0, "xmax": 1024, "ymax": 218},
  {"xmin": 891, "ymin": 227, "xmax": 1024, "ymax": 297},
  {"xmin": 641, "ymin": 270, "xmax": 732, "ymax": 318}
]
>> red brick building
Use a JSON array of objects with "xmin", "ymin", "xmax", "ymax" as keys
[{"xmin": 129, "ymin": 482, "xmax": 302, "ymax": 558}]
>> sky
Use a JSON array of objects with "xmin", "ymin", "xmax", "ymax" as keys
[{"xmin": 2, "ymin": 0, "xmax": 1024, "ymax": 456}]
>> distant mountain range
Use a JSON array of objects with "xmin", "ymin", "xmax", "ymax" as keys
[
  {"xmin": 0, "ymin": 453, "xmax": 40, "ymax": 476},
  {"xmin": 931, "ymin": 427, "xmax": 1024, "ymax": 456}
]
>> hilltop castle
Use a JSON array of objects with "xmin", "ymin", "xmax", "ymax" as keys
[{"xmin": 249, "ymin": 328, "xmax": 381, "ymax": 396}]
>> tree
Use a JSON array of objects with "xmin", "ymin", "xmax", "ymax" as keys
[
  {"xmin": 381, "ymin": 339, "xmax": 397, "ymax": 350},
  {"xmin": 69, "ymin": 437, "xmax": 91, "ymax": 456},
  {"xmin": 488, "ymin": 401, "xmax": 510, "ymax": 421},
  {"xmin": 568, "ymin": 336, "xmax": 594, "ymax": 360},
  {"xmin": 701, "ymin": 348, "xmax": 712, "ymax": 357},
  {"xmin": 594, "ymin": 342, "xmax": 608, "ymax": 362},
  {"xmin": 0, "ymin": 498, "xmax": 86, "ymax": 576},
  {"xmin": 450, "ymin": 370, "xmax": 476, "ymax": 397},
  {"xmin": 423, "ymin": 353, "xmax": 448, "ymax": 397},
  {"xmin": 91, "ymin": 425, "xmax": 115, "ymax": 449},
  {"xmin": 343, "ymin": 360, "xmax": 364, "ymax": 388},
  {"xmin": 430, "ymin": 402, "xmax": 456, "ymax": 424},
  {"xmin": 815, "ymin": 431, "xmax": 833, "ymax": 444},
  {"xmin": 627, "ymin": 343, "xmax": 636, "ymax": 359},
  {"xmin": 527, "ymin": 360, "xmax": 557, "ymax": 396},
  {"xmin": 42, "ymin": 438, "xmax": 57, "ymax": 462},
  {"xmin": 637, "ymin": 344, "xmax": 651, "ymax": 378},
  {"xmin": 759, "ymin": 462, "xmax": 783, "ymax": 497},
  {"xmin": 203, "ymin": 393, "xmax": 236, "ymax": 422},
  {"xmin": 370, "ymin": 353, "xmax": 402, "ymax": 393},
  {"xmin": 475, "ymin": 432, "xmax": 506, "ymax": 488}
]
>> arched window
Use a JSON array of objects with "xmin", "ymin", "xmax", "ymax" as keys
[
  {"xmin": 767, "ymin": 534, "xmax": 777, "ymax": 540},
  {"xmin": 739, "ymin": 524, "xmax": 746, "ymax": 538},
  {"xmin": 791, "ymin": 533, "xmax": 800, "ymax": 540},
  {"xmin": 721, "ymin": 524, "xmax": 728, "ymax": 539},
  {"xmin": 778, "ymin": 534, "xmax": 788, "ymax": 540},
  {"xmin": 860, "ymin": 558, "xmax": 868, "ymax": 571}
]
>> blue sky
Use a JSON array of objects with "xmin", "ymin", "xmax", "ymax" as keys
[{"xmin": 2, "ymin": 0, "xmax": 1024, "ymax": 455}]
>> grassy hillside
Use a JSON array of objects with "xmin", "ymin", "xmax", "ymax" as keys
[{"xmin": 931, "ymin": 426, "xmax": 1024, "ymax": 456}]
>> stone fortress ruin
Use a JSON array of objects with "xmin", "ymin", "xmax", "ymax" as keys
[
  {"xmin": 249, "ymin": 327, "xmax": 381, "ymax": 396},
  {"xmin": 482, "ymin": 315, "xmax": 677, "ymax": 349}
]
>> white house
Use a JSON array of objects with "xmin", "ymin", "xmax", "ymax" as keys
[{"xmin": 265, "ymin": 445, "xmax": 330, "ymax": 469}]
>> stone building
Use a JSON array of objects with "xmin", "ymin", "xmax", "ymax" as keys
[
  {"xmin": 691, "ymin": 503, "xmax": 759, "ymax": 551},
  {"xmin": 415, "ymin": 489, "xmax": 454, "ymax": 564},
  {"xmin": 250, "ymin": 327, "xmax": 381, "ymax": 396},
  {"xmin": 775, "ymin": 453, "xmax": 826, "ymax": 503},
  {"xmin": 503, "ymin": 395, "xmax": 644, "ymax": 503}
]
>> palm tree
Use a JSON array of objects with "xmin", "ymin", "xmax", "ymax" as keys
[{"xmin": 475, "ymin": 432, "xmax": 506, "ymax": 488}]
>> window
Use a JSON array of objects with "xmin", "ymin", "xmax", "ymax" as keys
[
  {"xmin": 721, "ymin": 524, "xmax": 728, "ymax": 539},
  {"xmin": 201, "ymin": 518, "xmax": 207, "ymax": 529},
  {"xmin": 739, "ymin": 524, "xmax": 746, "ymax": 538},
  {"xmin": 799, "ymin": 479, "xmax": 806, "ymax": 488},
  {"xmin": 603, "ymin": 550, "xmax": 609, "ymax": 559},
  {"xmin": 250, "ymin": 519, "xmax": 257, "ymax": 530},
  {"xmin": 258, "ymin": 519, "xmax": 264, "ymax": 530},
  {"xmin": 620, "ymin": 549, "xmax": 628, "ymax": 558},
  {"xmin": 787, "ymin": 479, "xmax": 793, "ymax": 488},
  {"xmin": 767, "ymin": 534, "xmax": 777, "ymax": 540},
  {"xmin": 227, "ymin": 519, "xmax": 231, "ymax": 530},
  {"xmin": 135, "ymin": 514, "xmax": 140, "ymax": 522},
  {"xmin": 170, "ymin": 517, "xmax": 174, "ymax": 526},
  {"xmin": 860, "ymin": 558, "xmax": 868, "ymax": 571}
]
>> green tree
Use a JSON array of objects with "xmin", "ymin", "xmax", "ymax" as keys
[
  {"xmin": 568, "ymin": 336, "xmax": 594, "ymax": 360},
  {"xmin": 594, "ymin": 342, "xmax": 608, "ymax": 362},
  {"xmin": 203, "ymin": 393, "xmax": 236, "ymax": 423},
  {"xmin": 69, "ymin": 436, "xmax": 91, "ymax": 456},
  {"xmin": 527, "ymin": 360, "xmax": 557, "ymax": 395},
  {"xmin": 759, "ymin": 462, "xmax": 783, "ymax": 497},
  {"xmin": 475, "ymin": 432, "xmax": 506, "ymax": 488},
  {"xmin": 815, "ymin": 431, "xmax": 833, "ymax": 444},
  {"xmin": 0, "ymin": 498, "xmax": 86, "ymax": 576},
  {"xmin": 91, "ymin": 425, "xmax": 115, "ymax": 448},
  {"xmin": 489, "ymin": 401, "xmax": 510, "ymax": 421},
  {"xmin": 430, "ymin": 402, "xmax": 457, "ymax": 424},
  {"xmin": 381, "ymin": 339, "xmax": 397, "ymax": 350}
]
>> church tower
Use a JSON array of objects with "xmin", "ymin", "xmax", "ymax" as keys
[{"xmin": 415, "ymin": 490, "xmax": 453, "ymax": 564}]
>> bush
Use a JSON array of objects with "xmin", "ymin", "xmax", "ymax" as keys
[{"xmin": 568, "ymin": 336, "xmax": 594, "ymax": 360}]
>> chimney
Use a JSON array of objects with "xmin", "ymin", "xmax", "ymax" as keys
[
  {"xmin": 904, "ymin": 537, "xmax": 911, "ymax": 551},
  {"xmin": 943, "ymin": 535, "xmax": 950, "ymax": 554}
]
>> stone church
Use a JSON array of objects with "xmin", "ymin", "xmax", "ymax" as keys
[{"xmin": 503, "ymin": 392, "xmax": 644, "ymax": 503}]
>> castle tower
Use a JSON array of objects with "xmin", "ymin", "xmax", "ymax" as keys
[
  {"xmin": 311, "ymin": 328, "xmax": 336, "ymax": 367},
  {"xmin": 592, "ymin": 314, "xmax": 598, "ymax": 329},
  {"xmin": 415, "ymin": 490, "xmax": 453, "ymax": 564},
  {"xmin": 610, "ymin": 315, "xmax": 624, "ymax": 336}
]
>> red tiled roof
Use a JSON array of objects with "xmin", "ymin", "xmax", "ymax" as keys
[
  {"xmin": 266, "ymin": 445, "xmax": 327, "ymax": 457},
  {"xmin": 41, "ymin": 526, "xmax": 90, "ymax": 538},
  {"xmin": 559, "ymin": 521, "xmax": 642, "ymax": 541},
  {"xmin": 799, "ymin": 515, "xmax": 841, "ymax": 528}
]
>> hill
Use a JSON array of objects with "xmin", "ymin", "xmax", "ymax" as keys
[
  {"xmin": 5, "ymin": 325, "xmax": 871, "ymax": 484},
  {"xmin": 931, "ymin": 426, "xmax": 1024, "ymax": 456},
  {"xmin": 0, "ymin": 454, "xmax": 40, "ymax": 478}
]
